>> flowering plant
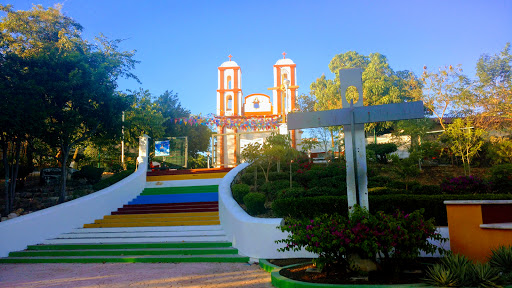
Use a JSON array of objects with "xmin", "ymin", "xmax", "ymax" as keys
[
  {"xmin": 276, "ymin": 206, "xmax": 446, "ymax": 271},
  {"xmin": 440, "ymin": 175, "xmax": 489, "ymax": 194}
]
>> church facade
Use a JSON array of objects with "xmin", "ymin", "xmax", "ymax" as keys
[{"xmin": 215, "ymin": 54, "xmax": 301, "ymax": 167}]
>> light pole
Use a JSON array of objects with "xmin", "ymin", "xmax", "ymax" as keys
[{"xmin": 121, "ymin": 111, "xmax": 125, "ymax": 169}]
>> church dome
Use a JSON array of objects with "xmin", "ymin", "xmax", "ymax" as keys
[
  {"xmin": 220, "ymin": 60, "xmax": 239, "ymax": 67},
  {"xmin": 275, "ymin": 58, "xmax": 294, "ymax": 65}
]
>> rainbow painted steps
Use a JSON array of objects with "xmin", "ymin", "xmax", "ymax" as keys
[
  {"xmin": 84, "ymin": 184, "xmax": 222, "ymax": 228},
  {"xmin": 0, "ymin": 168, "xmax": 249, "ymax": 263}
]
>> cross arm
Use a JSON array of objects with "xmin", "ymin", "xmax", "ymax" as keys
[{"xmin": 287, "ymin": 101, "xmax": 424, "ymax": 130}]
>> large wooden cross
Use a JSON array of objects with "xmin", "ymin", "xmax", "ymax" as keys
[{"xmin": 287, "ymin": 68, "xmax": 424, "ymax": 212}]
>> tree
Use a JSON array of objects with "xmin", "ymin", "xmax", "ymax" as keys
[
  {"xmin": 419, "ymin": 65, "xmax": 471, "ymax": 130},
  {"xmin": 155, "ymin": 91, "xmax": 211, "ymax": 157},
  {"xmin": 124, "ymin": 89, "xmax": 166, "ymax": 148},
  {"xmin": 444, "ymin": 118, "xmax": 485, "ymax": 176},
  {"xmin": 296, "ymin": 93, "xmax": 316, "ymax": 113},
  {"xmin": 0, "ymin": 5, "xmax": 137, "ymax": 203},
  {"xmin": 472, "ymin": 43, "xmax": 512, "ymax": 130}
]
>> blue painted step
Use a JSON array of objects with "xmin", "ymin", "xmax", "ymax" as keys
[{"xmin": 128, "ymin": 192, "xmax": 218, "ymax": 205}]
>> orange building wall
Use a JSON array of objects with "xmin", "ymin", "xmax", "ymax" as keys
[{"xmin": 446, "ymin": 203, "xmax": 512, "ymax": 262}]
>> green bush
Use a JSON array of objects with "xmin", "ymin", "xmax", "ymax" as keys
[
  {"xmin": 259, "ymin": 180, "xmax": 299, "ymax": 200},
  {"xmin": 441, "ymin": 176, "xmax": 490, "ymax": 194},
  {"xmin": 273, "ymin": 193, "xmax": 512, "ymax": 225},
  {"xmin": 368, "ymin": 187, "xmax": 405, "ymax": 195},
  {"xmin": 240, "ymin": 172, "xmax": 265, "ymax": 187},
  {"xmin": 93, "ymin": 169, "xmax": 134, "ymax": 191},
  {"xmin": 309, "ymin": 175, "xmax": 346, "ymax": 190},
  {"xmin": 276, "ymin": 187, "xmax": 306, "ymax": 199},
  {"xmin": 410, "ymin": 184, "xmax": 442, "ymax": 195},
  {"xmin": 305, "ymin": 186, "xmax": 344, "ymax": 197},
  {"xmin": 368, "ymin": 175, "xmax": 393, "ymax": 188},
  {"xmin": 267, "ymin": 171, "xmax": 288, "ymax": 181},
  {"xmin": 243, "ymin": 192, "xmax": 266, "ymax": 215},
  {"xmin": 272, "ymin": 196, "xmax": 348, "ymax": 219},
  {"xmin": 366, "ymin": 143, "xmax": 398, "ymax": 164},
  {"xmin": 232, "ymin": 183, "xmax": 251, "ymax": 203},
  {"xmin": 104, "ymin": 163, "xmax": 123, "ymax": 173},
  {"xmin": 489, "ymin": 164, "xmax": 512, "ymax": 193},
  {"xmin": 72, "ymin": 165, "xmax": 104, "ymax": 184}
]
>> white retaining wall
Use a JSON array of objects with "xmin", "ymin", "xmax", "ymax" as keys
[
  {"xmin": 218, "ymin": 163, "xmax": 315, "ymax": 259},
  {"xmin": 0, "ymin": 135, "xmax": 150, "ymax": 258}
]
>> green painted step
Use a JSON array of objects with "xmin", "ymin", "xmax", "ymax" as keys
[
  {"xmin": 141, "ymin": 185, "xmax": 219, "ymax": 195},
  {"xmin": 26, "ymin": 242, "xmax": 232, "ymax": 250},
  {"xmin": 10, "ymin": 248, "xmax": 239, "ymax": 257},
  {"xmin": 0, "ymin": 255, "xmax": 250, "ymax": 264}
]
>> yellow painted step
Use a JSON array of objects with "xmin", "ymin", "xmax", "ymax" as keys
[
  {"xmin": 84, "ymin": 220, "xmax": 221, "ymax": 228},
  {"xmin": 146, "ymin": 172, "xmax": 228, "ymax": 182},
  {"xmin": 103, "ymin": 212, "xmax": 218, "ymax": 219}
]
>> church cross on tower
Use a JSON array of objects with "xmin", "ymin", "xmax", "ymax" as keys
[
  {"xmin": 228, "ymin": 54, "xmax": 232, "ymax": 61},
  {"xmin": 282, "ymin": 52, "xmax": 287, "ymax": 59}
]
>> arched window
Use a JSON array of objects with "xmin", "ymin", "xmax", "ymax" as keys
[
  {"xmin": 282, "ymin": 73, "xmax": 288, "ymax": 85},
  {"xmin": 227, "ymin": 96, "xmax": 233, "ymax": 111},
  {"xmin": 227, "ymin": 76, "xmax": 232, "ymax": 89}
]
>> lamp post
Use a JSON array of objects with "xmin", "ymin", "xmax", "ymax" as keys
[{"xmin": 121, "ymin": 111, "xmax": 125, "ymax": 169}]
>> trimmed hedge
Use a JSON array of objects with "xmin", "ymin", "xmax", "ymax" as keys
[
  {"xmin": 232, "ymin": 183, "xmax": 251, "ymax": 203},
  {"xmin": 92, "ymin": 169, "xmax": 134, "ymax": 191},
  {"xmin": 272, "ymin": 194, "xmax": 512, "ymax": 225},
  {"xmin": 490, "ymin": 164, "xmax": 512, "ymax": 193},
  {"xmin": 240, "ymin": 172, "xmax": 265, "ymax": 187},
  {"xmin": 259, "ymin": 180, "xmax": 299, "ymax": 200},
  {"xmin": 243, "ymin": 192, "xmax": 266, "ymax": 215}
]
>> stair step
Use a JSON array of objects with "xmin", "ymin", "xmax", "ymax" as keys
[
  {"xmin": 0, "ymin": 254, "xmax": 249, "ymax": 263},
  {"xmin": 146, "ymin": 172, "xmax": 228, "ymax": 182},
  {"xmin": 28, "ymin": 242, "xmax": 233, "ymax": 250},
  {"xmin": 54, "ymin": 230, "xmax": 226, "ymax": 239},
  {"xmin": 112, "ymin": 207, "xmax": 219, "ymax": 215},
  {"xmin": 141, "ymin": 185, "xmax": 219, "ymax": 195},
  {"xmin": 10, "ymin": 247, "xmax": 239, "ymax": 257},
  {"xmin": 93, "ymin": 216, "xmax": 220, "ymax": 224},
  {"xmin": 103, "ymin": 211, "xmax": 218, "ymax": 219},
  {"xmin": 146, "ymin": 168, "xmax": 231, "ymax": 176},
  {"xmin": 145, "ymin": 178, "xmax": 223, "ymax": 188},
  {"xmin": 83, "ymin": 220, "xmax": 220, "ymax": 228},
  {"xmin": 43, "ymin": 235, "xmax": 228, "ymax": 244},
  {"xmin": 128, "ymin": 193, "xmax": 218, "ymax": 205},
  {"xmin": 68, "ymin": 225, "xmax": 224, "ymax": 234},
  {"xmin": 122, "ymin": 202, "xmax": 218, "ymax": 209}
]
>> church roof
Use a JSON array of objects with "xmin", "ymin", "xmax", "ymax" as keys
[
  {"xmin": 275, "ymin": 58, "xmax": 294, "ymax": 65},
  {"xmin": 220, "ymin": 60, "xmax": 239, "ymax": 67}
]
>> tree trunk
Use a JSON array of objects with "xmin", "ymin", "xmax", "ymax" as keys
[
  {"xmin": 59, "ymin": 145, "xmax": 71, "ymax": 203},
  {"xmin": 3, "ymin": 141, "xmax": 10, "ymax": 215},
  {"xmin": 9, "ymin": 139, "xmax": 21, "ymax": 211}
]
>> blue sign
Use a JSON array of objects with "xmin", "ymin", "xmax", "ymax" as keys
[{"xmin": 155, "ymin": 140, "xmax": 170, "ymax": 157}]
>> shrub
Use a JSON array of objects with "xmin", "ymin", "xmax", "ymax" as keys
[
  {"xmin": 410, "ymin": 184, "xmax": 442, "ymax": 195},
  {"xmin": 243, "ymin": 192, "xmax": 266, "ymax": 215},
  {"xmin": 92, "ymin": 169, "xmax": 134, "ymax": 191},
  {"xmin": 277, "ymin": 207, "xmax": 445, "ymax": 273},
  {"xmin": 72, "ymin": 165, "xmax": 104, "ymax": 184},
  {"xmin": 366, "ymin": 143, "xmax": 398, "ymax": 164},
  {"xmin": 305, "ymin": 186, "xmax": 344, "ymax": 197},
  {"xmin": 232, "ymin": 183, "xmax": 251, "ymax": 203},
  {"xmin": 276, "ymin": 187, "xmax": 306, "ymax": 199},
  {"xmin": 267, "ymin": 171, "xmax": 288, "ymax": 181},
  {"xmin": 441, "ymin": 175, "xmax": 490, "ymax": 194},
  {"xmin": 368, "ymin": 175, "xmax": 393, "ymax": 188},
  {"xmin": 424, "ymin": 253, "xmax": 503, "ymax": 287},
  {"xmin": 259, "ymin": 180, "xmax": 299, "ymax": 200},
  {"xmin": 488, "ymin": 245, "xmax": 512, "ymax": 274},
  {"xmin": 489, "ymin": 164, "xmax": 512, "ymax": 194},
  {"xmin": 368, "ymin": 187, "xmax": 405, "ymax": 195},
  {"xmin": 272, "ymin": 196, "xmax": 348, "ymax": 219},
  {"xmin": 104, "ymin": 163, "xmax": 123, "ymax": 173},
  {"xmin": 309, "ymin": 175, "xmax": 346, "ymax": 190}
]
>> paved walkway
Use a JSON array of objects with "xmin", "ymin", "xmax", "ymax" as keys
[{"xmin": 0, "ymin": 263, "xmax": 273, "ymax": 288}]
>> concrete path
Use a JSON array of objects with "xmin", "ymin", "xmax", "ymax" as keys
[{"xmin": 0, "ymin": 262, "xmax": 273, "ymax": 288}]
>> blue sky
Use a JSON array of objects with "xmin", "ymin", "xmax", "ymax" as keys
[{"xmin": 3, "ymin": 0, "xmax": 511, "ymax": 116}]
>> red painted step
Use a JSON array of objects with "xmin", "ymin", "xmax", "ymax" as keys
[
  {"xmin": 121, "ymin": 202, "xmax": 218, "ymax": 209},
  {"xmin": 112, "ymin": 207, "xmax": 219, "ymax": 215},
  {"xmin": 146, "ymin": 168, "xmax": 232, "ymax": 177}
]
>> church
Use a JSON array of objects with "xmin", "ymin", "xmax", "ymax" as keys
[{"xmin": 214, "ymin": 54, "xmax": 301, "ymax": 167}]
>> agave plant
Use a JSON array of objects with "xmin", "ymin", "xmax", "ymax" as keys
[
  {"xmin": 472, "ymin": 262, "xmax": 502, "ymax": 288},
  {"xmin": 424, "ymin": 264, "xmax": 459, "ymax": 287},
  {"xmin": 440, "ymin": 253, "xmax": 475, "ymax": 287},
  {"xmin": 488, "ymin": 245, "xmax": 512, "ymax": 273}
]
